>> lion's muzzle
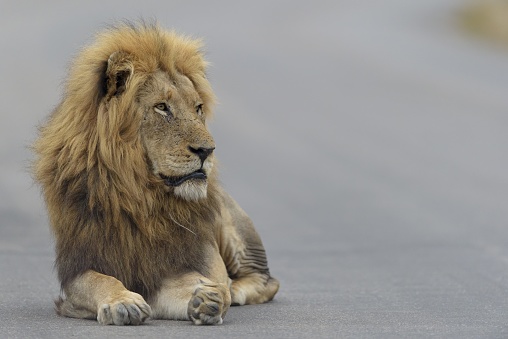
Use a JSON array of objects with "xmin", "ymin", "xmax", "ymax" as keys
[{"xmin": 160, "ymin": 169, "xmax": 207, "ymax": 187}]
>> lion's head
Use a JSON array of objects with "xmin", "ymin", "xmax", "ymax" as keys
[
  {"xmin": 36, "ymin": 23, "xmax": 218, "ymax": 204},
  {"xmin": 103, "ymin": 27, "xmax": 217, "ymax": 202},
  {"xmin": 112, "ymin": 53, "xmax": 216, "ymax": 201}
]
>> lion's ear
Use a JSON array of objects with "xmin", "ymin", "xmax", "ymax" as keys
[{"xmin": 105, "ymin": 51, "xmax": 133, "ymax": 97}]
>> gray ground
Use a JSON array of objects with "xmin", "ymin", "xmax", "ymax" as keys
[{"xmin": 1, "ymin": 0, "xmax": 508, "ymax": 337}]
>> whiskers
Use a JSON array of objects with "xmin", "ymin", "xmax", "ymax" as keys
[{"xmin": 167, "ymin": 211, "xmax": 196, "ymax": 236}]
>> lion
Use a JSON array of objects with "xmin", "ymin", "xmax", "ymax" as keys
[{"xmin": 33, "ymin": 22, "xmax": 279, "ymax": 326}]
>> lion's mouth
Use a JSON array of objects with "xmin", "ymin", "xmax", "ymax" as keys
[{"xmin": 160, "ymin": 169, "xmax": 207, "ymax": 187}]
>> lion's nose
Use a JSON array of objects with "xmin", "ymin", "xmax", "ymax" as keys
[{"xmin": 188, "ymin": 146, "xmax": 215, "ymax": 163}]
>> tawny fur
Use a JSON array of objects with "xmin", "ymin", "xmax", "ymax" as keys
[
  {"xmin": 34, "ymin": 23, "xmax": 218, "ymax": 296},
  {"xmin": 33, "ymin": 22, "xmax": 279, "ymax": 324}
]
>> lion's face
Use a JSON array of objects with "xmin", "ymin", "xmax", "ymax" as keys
[{"xmin": 138, "ymin": 70, "xmax": 215, "ymax": 201}]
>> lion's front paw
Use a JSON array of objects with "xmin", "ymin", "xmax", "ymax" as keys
[
  {"xmin": 97, "ymin": 290, "xmax": 152, "ymax": 325},
  {"xmin": 187, "ymin": 282, "xmax": 230, "ymax": 325}
]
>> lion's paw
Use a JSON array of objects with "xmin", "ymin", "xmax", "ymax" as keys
[
  {"xmin": 97, "ymin": 290, "xmax": 152, "ymax": 325},
  {"xmin": 187, "ymin": 282, "xmax": 230, "ymax": 325}
]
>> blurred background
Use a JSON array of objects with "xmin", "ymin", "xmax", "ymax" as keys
[{"xmin": 1, "ymin": 0, "xmax": 508, "ymax": 336}]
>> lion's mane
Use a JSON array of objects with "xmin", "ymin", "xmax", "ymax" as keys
[{"xmin": 34, "ymin": 22, "xmax": 221, "ymax": 298}]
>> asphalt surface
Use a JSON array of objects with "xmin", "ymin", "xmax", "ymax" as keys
[{"xmin": 1, "ymin": 0, "xmax": 508, "ymax": 337}]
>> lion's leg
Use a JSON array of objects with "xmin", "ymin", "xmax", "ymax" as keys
[
  {"xmin": 228, "ymin": 241, "xmax": 280, "ymax": 305},
  {"xmin": 218, "ymin": 189, "xmax": 280, "ymax": 306},
  {"xmin": 149, "ymin": 244, "xmax": 231, "ymax": 325},
  {"xmin": 230, "ymin": 271, "xmax": 280, "ymax": 306},
  {"xmin": 149, "ymin": 272, "xmax": 231, "ymax": 325},
  {"xmin": 58, "ymin": 270, "xmax": 151, "ymax": 325}
]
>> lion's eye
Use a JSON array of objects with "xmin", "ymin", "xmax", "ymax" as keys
[
  {"xmin": 196, "ymin": 104, "xmax": 203, "ymax": 116},
  {"xmin": 154, "ymin": 103, "xmax": 170, "ymax": 116}
]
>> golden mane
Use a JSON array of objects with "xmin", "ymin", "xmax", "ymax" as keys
[{"xmin": 33, "ymin": 22, "xmax": 220, "ymax": 298}]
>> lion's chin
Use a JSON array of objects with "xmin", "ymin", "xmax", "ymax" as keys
[{"xmin": 173, "ymin": 180, "xmax": 208, "ymax": 201}]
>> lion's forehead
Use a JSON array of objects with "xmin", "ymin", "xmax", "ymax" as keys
[{"xmin": 144, "ymin": 71, "xmax": 200, "ymax": 106}]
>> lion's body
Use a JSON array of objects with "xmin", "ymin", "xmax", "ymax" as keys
[{"xmin": 33, "ymin": 22, "xmax": 278, "ymax": 325}]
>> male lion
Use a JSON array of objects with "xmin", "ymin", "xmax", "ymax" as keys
[{"xmin": 33, "ymin": 22, "xmax": 279, "ymax": 325}]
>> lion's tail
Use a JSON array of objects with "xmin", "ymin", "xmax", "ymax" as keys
[{"xmin": 55, "ymin": 296, "xmax": 96, "ymax": 320}]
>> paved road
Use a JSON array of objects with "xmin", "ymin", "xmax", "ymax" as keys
[{"xmin": 1, "ymin": 0, "xmax": 508, "ymax": 337}]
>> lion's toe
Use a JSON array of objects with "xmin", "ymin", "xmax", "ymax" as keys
[
  {"xmin": 97, "ymin": 292, "xmax": 151, "ymax": 326},
  {"xmin": 187, "ymin": 284, "xmax": 229, "ymax": 325}
]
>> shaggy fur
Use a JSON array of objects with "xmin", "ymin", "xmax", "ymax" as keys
[
  {"xmin": 33, "ymin": 22, "xmax": 278, "ymax": 325},
  {"xmin": 35, "ymin": 23, "xmax": 218, "ymax": 297}
]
